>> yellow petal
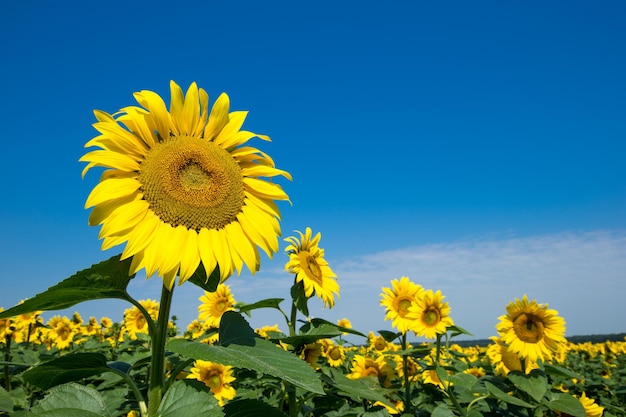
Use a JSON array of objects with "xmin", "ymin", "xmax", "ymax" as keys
[
  {"xmin": 198, "ymin": 228, "xmax": 218, "ymax": 282},
  {"xmin": 99, "ymin": 199, "xmax": 149, "ymax": 238},
  {"xmin": 121, "ymin": 211, "xmax": 160, "ymax": 259},
  {"xmin": 80, "ymin": 150, "xmax": 140, "ymax": 174},
  {"xmin": 134, "ymin": 90, "xmax": 171, "ymax": 141},
  {"xmin": 224, "ymin": 221, "xmax": 259, "ymax": 275},
  {"xmin": 243, "ymin": 178, "xmax": 290, "ymax": 201},
  {"xmin": 204, "ymin": 93, "xmax": 230, "ymax": 140},
  {"xmin": 85, "ymin": 177, "xmax": 141, "ymax": 208},
  {"xmin": 178, "ymin": 230, "xmax": 201, "ymax": 284},
  {"xmin": 169, "ymin": 80, "xmax": 185, "ymax": 137},
  {"xmin": 214, "ymin": 111, "xmax": 247, "ymax": 147},
  {"xmin": 182, "ymin": 82, "xmax": 200, "ymax": 136}
]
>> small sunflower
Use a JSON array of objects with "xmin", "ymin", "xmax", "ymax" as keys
[
  {"xmin": 122, "ymin": 299, "xmax": 159, "ymax": 340},
  {"xmin": 197, "ymin": 284, "xmax": 236, "ymax": 328},
  {"xmin": 320, "ymin": 339, "xmax": 346, "ymax": 368},
  {"xmin": 486, "ymin": 337, "xmax": 539, "ymax": 376},
  {"xmin": 187, "ymin": 359, "xmax": 236, "ymax": 406},
  {"xmin": 45, "ymin": 316, "xmax": 76, "ymax": 350},
  {"xmin": 380, "ymin": 277, "xmax": 424, "ymax": 334},
  {"xmin": 285, "ymin": 227, "xmax": 339, "ymax": 308},
  {"xmin": 496, "ymin": 295, "xmax": 567, "ymax": 362},
  {"xmin": 406, "ymin": 289, "xmax": 454, "ymax": 339},
  {"xmin": 347, "ymin": 354, "xmax": 395, "ymax": 387},
  {"xmin": 81, "ymin": 81, "xmax": 291, "ymax": 289}
]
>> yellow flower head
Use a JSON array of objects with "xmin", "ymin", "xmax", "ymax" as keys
[
  {"xmin": 122, "ymin": 299, "xmax": 159, "ymax": 340},
  {"xmin": 406, "ymin": 289, "xmax": 454, "ymax": 339},
  {"xmin": 486, "ymin": 337, "xmax": 539, "ymax": 376},
  {"xmin": 380, "ymin": 277, "xmax": 424, "ymax": 334},
  {"xmin": 320, "ymin": 339, "xmax": 347, "ymax": 367},
  {"xmin": 496, "ymin": 295, "xmax": 567, "ymax": 362},
  {"xmin": 347, "ymin": 354, "xmax": 395, "ymax": 387},
  {"xmin": 285, "ymin": 227, "xmax": 339, "ymax": 308},
  {"xmin": 197, "ymin": 284, "xmax": 236, "ymax": 328},
  {"xmin": 45, "ymin": 316, "xmax": 76, "ymax": 350},
  {"xmin": 255, "ymin": 324, "xmax": 281, "ymax": 339},
  {"xmin": 579, "ymin": 392, "xmax": 604, "ymax": 417},
  {"xmin": 300, "ymin": 342, "xmax": 323, "ymax": 369},
  {"xmin": 0, "ymin": 308, "xmax": 14, "ymax": 340},
  {"xmin": 81, "ymin": 81, "xmax": 291, "ymax": 289},
  {"xmin": 187, "ymin": 359, "xmax": 236, "ymax": 406}
]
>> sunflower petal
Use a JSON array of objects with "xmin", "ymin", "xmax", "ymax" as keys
[{"xmin": 85, "ymin": 177, "xmax": 141, "ymax": 208}]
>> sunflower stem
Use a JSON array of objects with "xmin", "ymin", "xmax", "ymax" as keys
[
  {"xmin": 147, "ymin": 283, "xmax": 174, "ymax": 417},
  {"xmin": 401, "ymin": 332, "xmax": 412, "ymax": 414}
]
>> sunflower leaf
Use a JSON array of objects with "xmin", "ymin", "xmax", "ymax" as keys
[
  {"xmin": 290, "ymin": 280, "xmax": 309, "ymax": 316},
  {"xmin": 237, "ymin": 298, "xmax": 285, "ymax": 315},
  {"xmin": 542, "ymin": 392, "xmax": 586, "ymax": 417},
  {"xmin": 156, "ymin": 380, "xmax": 222, "ymax": 417},
  {"xmin": 223, "ymin": 399, "xmax": 287, "ymax": 417},
  {"xmin": 166, "ymin": 338, "xmax": 324, "ymax": 394},
  {"xmin": 0, "ymin": 255, "xmax": 134, "ymax": 318},
  {"xmin": 484, "ymin": 381, "xmax": 534, "ymax": 408},
  {"xmin": 25, "ymin": 382, "xmax": 112, "ymax": 417},
  {"xmin": 22, "ymin": 353, "xmax": 111, "ymax": 390},
  {"xmin": 187, "ymin": 263, "xmax": 221, "ymax": 292},
  {"xmin": 507, "ymin": 370, "xmax": 547, "ymax": 403},
  {"xmin": 219, "ymin": 311, "xmax": 257, "ymax": 347}
]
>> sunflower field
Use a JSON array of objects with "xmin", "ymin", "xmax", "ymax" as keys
[{"xmin": 1, "ymin": 82, "xmax": 625, "ymax": 416}]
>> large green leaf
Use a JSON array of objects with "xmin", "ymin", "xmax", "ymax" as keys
[
  {"xmin": 484, "ymin": 381, "xmax": 534, "ymax": 408},
  {"xmin": 237, "ymin": 298, "xmax": 285, "ymax": 315},
  {"xmin": 167, "ymin": 338, "xmax": 324, "ymax": 394},
  {"xmin": 219, "ymin": 311, "xmax": 257, "ymax": 347},
  {"xmin": 543, "ymin": 392, "xmax": 586, "ymax": 417},
  {"xmin": 22, "ymin": 353, "xmax": 110, "ymax": 390},
  {"xmin": 0, "ymin": 255, "xmax": 134, "ymax": 318},
  {"xmin": 507, "ymin": 370, "xmax": 547, "ymax": 403},
  {"xmin": 156, "ymin": 380, "xmax": 223, "ymax": 417},
  {"xmin": 223, "ymin": 399, "xmax": 287, "ymax": 417},
  {"xmin": 26, "ymin": 382, "xmax": 111, "ymax": 417},
  {"xmin": 0, "ymin": 386, "xmax": 12, "ymax": 413}
]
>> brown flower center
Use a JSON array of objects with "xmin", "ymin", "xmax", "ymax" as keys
[
  {"xmin": 513, "ymin": 313, "xmax": 545, "ymax": 343},
  {"xmin": 423, "ymin": 307, "xmax": 440, "ymax": 326},
  {"xmin": 300, "ymin": 251, "xmax": 323, "ymax": 284},
  {"xmin": 140, "ymin": 136, "xmax": 244, "ymax": 231}
]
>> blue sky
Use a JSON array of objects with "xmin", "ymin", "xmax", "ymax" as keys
[{"xmin": 1, "ymin": 1, "xmax": 625, "ymax": 342}]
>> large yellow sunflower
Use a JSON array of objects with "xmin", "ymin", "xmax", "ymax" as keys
[
  {"xmin": 81, "ymin": 81, "xmax": 291, "ymax": 289},
  {"xmin": 496, "ymin": 294, "xmax": 567, "ymax": 362},
  {"xmin": 380, "ymin": 277, "xmax": 424, "ymax": 334},
  {"xmin": 284, "ymin": 227, "xmax": 339, "ymax": 308},
  {"xmin": 406, "ymin": 289, "xmax": 454, "ymax": 339}
]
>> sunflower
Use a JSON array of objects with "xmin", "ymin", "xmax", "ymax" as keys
[
  {"xmin": 122, "ymin": 299, "xmax": 160, "ymax": 340},
  {"xmin": 197, "ymin": 284, "xmax": 236, "ymax": 328},
  {"xmin": 380, "ymin": 277, "xmax": 424, "ymax": 334},
  {"xmin": 406, "ymin": 289, "xmax": 454, "ymax": 339},
  {"xmin": 578, "ymin": 392, "xmax": 604, "ymax": 417},
  {"xmin": 486, "ymin": 337, "xmax": 539, "ymax": 376},
  {"xmin": 320, "ymin": 339, "xmax": 346, "ymax": 368},
  {"xmin": 285, "ymin": 227, "xmax": 339, "ymax": 308},
  {"xmin": 347, "ymin": 354, "xmax": 395, "ymax": 387},
  {"xmin": 187, "ymin": 359, "xmax": 236, "ymax": 406},
  {"xmin": 300, "ymin": 342, "xmax": 323, "ymax": 369},
  {"xmin": 45, "ymin": 316, "xmax": 77, "ymax": 350},
  {"xmin": 496, "ymin": 295, "xmax": 567, "ymax": 362},
  {"xmin": 80, "ymin": 81, "xmax": 291, "ymax": 289}
]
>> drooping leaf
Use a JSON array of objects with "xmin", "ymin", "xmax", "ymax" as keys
[
  {"xmin": 187, "ymin": 263, "xmax": 220, "ymax": 293},
  {"xmin": 322, "ymin": 367, "xmax": 392, "ymax": 407},
  {"xmin": 237, "ymin": 298, "xmax": 284, "ymax": 315},
  {"xmin": 167, "ymin": 338, "xmax": 324, "ymax": 394},
  {"xmin": 543, "ymin": 392, "xmax": 586, "ymax": 417},
  {"xmin": 377, "ymin": 330, "xmax": 400, "ymax": 343},
  {"xmin": 290, "ymin": 280, "xmax": 309, "ymax": 316},
  {"xmin": 484, "ymin": 381, "xmax": 534, "ymax": 408},
  {"xmin": 544, "ymin": 363, "xmax": 583, "ymax": 380},
  {"xmin": 156, "ymin": 380, "xmax": 223, "ymax": 417},
  {"xmin": 26, "ymin": 382, "xmax": 111, "ymax": 417},
  {"xmin": 219, "ymin": 311, "xmax": 257, "ymax": 347},
  {"xmin": 223, "ymin": 399, "xmax": 287, "ymax": 417},
  {"xmin": 22, "ymin": 353, "xmax": 110, "ymax": 390},
  {"xmin": 0, "ymin": 255, "xmax": 134, "ymax": 318},
  {"xmin": 508, "ymin": 370, "xmax": 547, "ymax": 403},
  {"xmin": 302, "ymin": 318, "xmax": 367, "ymax": 338},
  {"xmin": 281, "ymin": 322, "xmax": 342, "ymax": 348}
]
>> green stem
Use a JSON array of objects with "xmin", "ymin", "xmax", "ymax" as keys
[
  {"xmin": 147, "ymin": 283, "xmax": 174, "ymax": 417},
  {"xmin": 3, "ymin": 336, "xmax": 11, "ymax": 392},
  {"xmin": 127, "ymin": 295, "xmax": 157, "ymax": 339},
  {"xmin": 109, "ymin": 367, "xmax": 148, "ymax": 417},
  {"xmin": 401, "ymin": 333, "xmax": 412, "ymax": 414}
]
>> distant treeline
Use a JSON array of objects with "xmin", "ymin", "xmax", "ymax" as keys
[{"xmin": 450, "ymin": 333, "xmax": 626, "ymax": 348}]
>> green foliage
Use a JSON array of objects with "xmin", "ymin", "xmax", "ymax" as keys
[
  {"xmin": 0, "ymin": 255, "xmax": 134, "ymax": 318},
  {"xmin": 155, "ymin": 380, "xmax": 222, "ymax": 417},
  {"xmin": 22, "ymin": 353, "xmax": 110, "ymax": 390},
  {"xmin": 19, "ymin": 382, "xmax": 112, "ymax": 417}
]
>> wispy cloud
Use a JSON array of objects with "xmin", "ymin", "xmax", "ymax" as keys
[{"xmin": 52, "ymin": 229, "xmax": 626, "ymax": 342}]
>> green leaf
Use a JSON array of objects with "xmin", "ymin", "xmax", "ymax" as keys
[
  {"xmin": 237, "ymin": 298, "xmax": 285, "ymax": 315},
  {"xmin": 304, "ymin": 318, "xmax": 367, "ymax": 338},
  {"xmin": 156, "ymin": 380, "xmax": 223, "ymax": 417},
  {"xmin": 219, "ymin": 311, "xmax": 257, "ymax": 347},
  {"xmin": 290, "ymin": 280, "xmax": 309, "ymax": 316},
  {"xmin": 223, "ymin": 399, "xmax": 287, "ymax": 417},
  {"xmin": 431, "ymin": 403, "xmax": 455, "ymax": 417},
  {"xmin": 507, "ymin": 370, "xmax": 547, "ymax": 403},
  {"xmin": 22, "ymin": 353, "xmax": 110, "ymax": 390},
  {"xmin": 377, "ymin": 330, "xmax": 400, "ymax": 343},
  {"xmin": 0, "ymin": 255, "xmax": 134, "ymax": 318},
  {"xmin": 484, "ymin": 381, "xmax": 534, "ymax": 408},
  {"xmin": 544, "ymin": 363, "xmax": 582, "ymax": 380},
  {"xmin": 543, "ymin": 392, "xmax": 586, "ymax": 417},
  {"xmin": 187, "ymin": 263, "xmax": 221, "ymax": 293},
  {"xmin": 281, "ymin": 322, "xmax": 342, "ymax": 347},
  {"xmin": 27, "ymin": 382, "xmax": 111, "ymax": 417},
  {"xmin": 0, "ymin": 386, "xmax": 13, "ymax": 413},
  {"xmin": 167, "ymin": 338, "xmax": 324, "ymax": 394},
  {"xmin": 447, "ymin": 324, "xmax": 473, "ymax": 338},
  {"xmin": 322, "ymin": 367, "xmax": 393, "ymax": 407}
]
